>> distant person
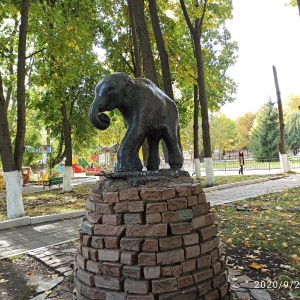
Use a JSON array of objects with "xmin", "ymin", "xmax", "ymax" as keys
[{"xmin": 238, "ymin": 149, "xmax": 245, "ymax": 175}]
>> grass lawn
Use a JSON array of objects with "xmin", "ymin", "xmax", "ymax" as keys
[{"xmin": 214, "ymin": 187, "xmax": 300, "ymax": 299}]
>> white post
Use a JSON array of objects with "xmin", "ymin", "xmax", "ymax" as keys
[
  {"xmin": 204, "ymin": 157, "xmax": 215, "ymax": 187},
  {"xmin": 194, "ymin": 158, "xmax": 201, "ymax": 180},
  {"xmin": 63, "ymin": 166, "xmax": 72, "ymax": 192}
]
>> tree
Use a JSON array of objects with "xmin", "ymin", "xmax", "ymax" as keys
[
  {"xmin": 235, "ymin": 113, "xmax": 254, "ymax": 150},
  {"xmin": 210, "ymin": 113, "xmax": 236, "ymax": 159},
  {"xmin": 0, "ymin": 0, "xmax": 29, "ymax": 219},
  {"xmin": 250, "ymin": 100, "xmax": 279, "ymax": 160},
  {"xmin": 285, "ymin": 111, "xmax": 300, "ymax": 155},
  {"xmin": 283, "ymin": 94, "xmax": 300, "ymax": 113}
]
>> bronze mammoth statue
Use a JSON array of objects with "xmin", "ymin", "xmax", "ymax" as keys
[{"xmin": 89, "ymin": 72, "xmax": 183, "ymax": 172}]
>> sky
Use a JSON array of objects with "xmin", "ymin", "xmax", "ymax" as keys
[{"xmin": 220, "ymin": 0, "xmax": 300, "ymax": 119}]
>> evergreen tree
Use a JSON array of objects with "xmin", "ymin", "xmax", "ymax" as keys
[
  {"xmin": 285, "ymin": 111, "xmax": 300, "ymax": 155},
  {"xmin": 250, "ymin": 100, "xmax": 279, "ymax": 160}
]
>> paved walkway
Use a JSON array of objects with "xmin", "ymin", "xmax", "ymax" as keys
[{"xmin": 0, "ymin": 174, "xmax": 299, "ymax": 299}]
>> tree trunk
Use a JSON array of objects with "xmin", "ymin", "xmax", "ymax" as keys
[
  {"xmin": 179, "ymin": 0, "xmax": 215, "ymax": 186},
  {"xmin": 297, "ymin": 0, "xmax": 300, "ymax": 15},
  {"xmin": 193, "ymin": 85, "xmax": 201, "ymax": 179},
  {"xmin": 148, "ymin": 0, "xmax": 174, "ymax": 100},
  {"xmin": 61, "ymin": 101, "xmax": 72, "ymax": 191},
  {"xmin": 0, "ymin": 0, "xmax": 29, "ymax": 219},
  {"xmin": 272, "ymin": 65, "xmax": 291, "ymax": 172}
]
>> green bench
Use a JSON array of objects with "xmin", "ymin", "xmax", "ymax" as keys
[{"xmin": 43, "ymin": 177, "xmax": 63, "ymax": 190}]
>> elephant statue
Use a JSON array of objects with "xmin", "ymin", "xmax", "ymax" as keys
[{"xmin": 89, "ymin": 72, "xmax": 183, "ymax": 172}]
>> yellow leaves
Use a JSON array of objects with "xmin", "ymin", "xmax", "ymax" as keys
[
  {"xmin": 249, "ymin": 262, "xmax": 263, "ymax": 269},
  {"xmin": 225, "ymin": 238, "xmax": 233, "ymax": 245},
  {"xmin": 282, "ymin": 242, "xmax": 289, "ymax": 248},
  {"xmin": 0, "ymin": 279, "xmax": 8, "ymax": 284},
  {"xmin": 244, "ymin": 241, "xmax": 251, "ymax": 248},
  {"xmin": 291, "ymin": 254, "xmax": 300, "ymax": 264}
]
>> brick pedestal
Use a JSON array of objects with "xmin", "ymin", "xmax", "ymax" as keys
[{"xmin": 74, "ymin": 170, "xmax": 230, "ymax": 300}]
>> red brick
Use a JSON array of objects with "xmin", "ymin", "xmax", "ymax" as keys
[
  {"xmin": 170, "ymin": 222, "xmax": 193, "ymax": 235},
  {"xmin": 76, "ymin": 253, "xmax": 87, "ymax": 270},
  {"xmin": 211, "ymin": 261, "xmax": 222, "ymax": 275},
  {"xmin": 175, "ymin": 185, "xmax": 192, "ymax": 197},
  {"xmin": 218, "ymin": 242, "xmax": 225, "ymax": 256},
  {"xmin": 140, "ymin": 188, "xmax": 162, "ymax": 201},
  {"xmin": 212, "ymin": 271, "xmax": 227, "ymax": 288},
  {"xmin": 183, "ymin": 233, "xmax": 199, "ymax": 246},
  {"xmin": 103, "ymin": 191, "xmax": 119, "ymax": 203},
  {"xmin": 177, "ymin": 275, "xmax": 194, "ymax": 288},
  {"xmin": 167, "ymin": 197, "xmax": 187, "ymax": 210},
  {"xmin": 124, "ymin": 213, "xmax": 143, "ymax": 224},
  {"xmin": 101, "ymin": 262, "xmax": 123, "ymax": 277},
  {"xmin": 94, "ymin": 224, "xmax": 126, "ymax": 236},
  {"xmin": 146, "ymin": 213, "xmax": 161, "ymax": 224},
  {"xmin": 91, "ymin": 236, "xmax": 104, "ymax": 249},
  {"xmin": 126, "ymin": 296, "xmax": 155, "ymax": 300},
  {"xmin": 88, "ymin": 248, "xmax": 98, "ymax": 262},
  {"xmin": 211, "ymin": 248, "xmax": 219, "ymax": 262},
  {"xmin": 161, "ymin": 188, "xmax": 175, "ymax": 200},
  {"xmin": 104, "ymin": 236, "xmax": 120, "ymax": 249},
  {"xmin": 82, "ymin": 246, "xmax": 91, "ymax": 259},
  {"xmin": 197, "ymin": 280, "xmax": 212, "ymax": 296},
  {"xmin": 120, "ymin": 251, "xmax": 138, "ymax": 265},
  {"xmin": 193, "ymin": 268, "xmax": 213, "ymax": 283},
  {"xmin": 128, "ymin": 201, "xmax": 144, "ymax": 212},
  {"xmin": 86, "ymin": 260, "xmax": 102, "ymax": 273},
  {"xmin": 198, "ymin": 225, "xmax": 218, "ymax": 241},
  {"xmin": 185, "ymin": 245, "xmax": 200, "ymax": 259},
  {"xmin": 143, "ymin": 266, "xmax": 160, "ymax": 279},
  {"xmin": 159, "ymin": 236, "xmax": 182, "ymax": 250},
  {"xmin": 94, "ymin": 274, "xmax": 124, "ymax": 290},
  {"xmin": 122, "ymin": 265, "xmax": 142, "ymax": 279},
  {"xmin": 200, "ymin": 237, "xmax": 219, "ymax": 254},
  {"xmin": 120, "ymin": 238, "xmax": 143, "ymax": 251},
  {"xmin": 114, "ymin": 202, "xmax": 128, "ymax": 213},
  {"xmin": 89, "ymin": 192, "xmax": 103, "ymax": 202},
  {"xmin": 203, "ymin": 289, "xmax": 219, "ymax": 300},
  {"xmin": 87, "ymin": 212, "xmax": 102, "ymax": 224},
  {"xmin": 95, "ymin": 202, "xmax": 114, "ymax": 214},
  {"xmin": 192, "ymin": 215, "xmax": 212, "ymax": 229},
  {"xmin": 181, "ymin": 259, "xmax": 196, "ymax": 273},
  {"xmin": 192, "ymin": 203, "xmax": 210, "ymax": 216},
  {"xmin": 197, "ymin": 254, "xmax": 212, "ymax": 269},
  {"xmin": 81, "ymin": 284, "xmax": 106, "ymax": 300},
  {"xmin": 82, "ymin": 235, "xmax": 92, "ymax": 246},
  {"xmin": 161, "ymin": 265, "xmax": 182, "ymax": 276},
  {"xmin": 77, "ymin": 268, "xmax": 95, "ymax": 286},
  {"xmin": 191, "ymin": 182, "xmax": 203, "ymax": 195},
  {"xmin": 156, "ymin": 249, "xmax": 184, "ymax": 265},
  {"xmin": 142, "ymin": 239, "xmax": 158, "ymax": 252},
  {"xmin": 98, "ymin": 249, "xmax": 120, "ymax": 262},
  {"xmin": 124, "ymin": 279, "xmax": 149, "ymax": 294},
  {"xmin": 198, "ymin": 193, "xmax": 207, "ymax": 203},
  {"xmin": 126, "ymin": 224, "xmax": 167, "ymax": 237},
  {"xmin": 102, "ymin": 214, "xmax": 122, "ymax": 225},
  {"xmin": 138, "ymin": 252, "xmax": 156, "ymax": 266},
  {"xmin": 162, "ymin": 211, "xmax": 177, "ymax": 223},
  {"xmin": 146, "ymin": 202, "xmax": 167, "ymax": 214},
  {"xmin": 152, "ymin": 278, "xmax": 178, "ymax": 294},
  {"xmin": 119, "ymin": 188, "xmax": 140, "ymax": 201},
  {"xmin": 77, "ymin": 240, "xmax": 83, "ymax": 254},
  {"xmin": 106, "ymin": 291, "xmax": 126, "ymax": 300},
  {"xmin": 187, "ymin": 195, "xmax": 199, "ymax": 206},
  {"xmin": 218, "ymin": 282, "xmax": 230, "ymax": 297}
]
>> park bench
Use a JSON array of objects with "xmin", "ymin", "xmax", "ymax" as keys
[{"xmin": 43, "ymin": 177, "xmax": 63, "ymax": 190}]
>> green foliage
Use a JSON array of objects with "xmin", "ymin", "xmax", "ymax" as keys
[
  {"xmin": 235, "ymin": 112, "xmax": 255, "ymax": 150},
  {"xmin": 210, "ymin": 113, "xmax": 236, "ymax": 158},
  {"xmin": 250, "ymin": 100, "xmax": 279, "ymax": 159},
  {"xmin": 285, "ymin": 111, "xmax": 300, "ymax": 155}
]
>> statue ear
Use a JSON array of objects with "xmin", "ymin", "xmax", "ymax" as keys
[{"xmin": 125, "ymin": 78, "xmax": 134, "ymax": 96}]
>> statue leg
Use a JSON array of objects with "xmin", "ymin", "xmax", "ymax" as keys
[
  {"xmin": 163, "ymin": 127, "xmax": 183, "ymax": 170},
  {"xmin": 115, "ymin": 128, "xmax": 144, "ymax": 172},
  {"xmin": 146, "ymin": 135, "xmax": 160, "ymax": 171}
]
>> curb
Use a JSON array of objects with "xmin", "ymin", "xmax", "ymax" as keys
[
  {"xmin": 0, "ymin": 210, "xmax": 85, "ymax": 230},
  {"xmin": 203, "ymin": 175, "xmax": 283, "ymax": 192}
]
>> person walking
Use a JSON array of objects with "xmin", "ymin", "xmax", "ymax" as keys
[{"xmin": 238, "ymin": 149, "xmax": 245, "ymax": 175}]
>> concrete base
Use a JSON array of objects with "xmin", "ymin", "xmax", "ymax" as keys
[{"xmin": 74, "ymin": 170, "xmax": 230, "ymax": 299}]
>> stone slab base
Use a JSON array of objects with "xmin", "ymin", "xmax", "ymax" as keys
[{"xmin": 74, "ymin": 170, "xmax": 230, "ymax": 299}]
